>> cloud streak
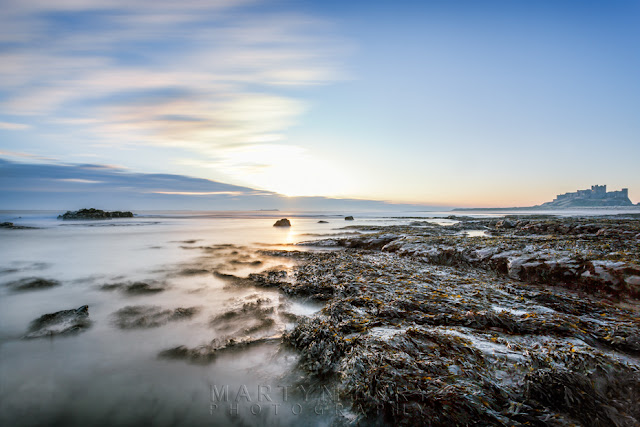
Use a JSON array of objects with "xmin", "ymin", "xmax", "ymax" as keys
[
  {"xmin": 0, "ymin": 0, "xmax": 348, "ymax": 194},
  {"xmin": 0, "ymin": 122, "xmax": 30, "ymax": 130}
]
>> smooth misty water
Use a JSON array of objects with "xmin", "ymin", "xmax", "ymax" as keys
[{"xmin": 0, "ymin": 211, "xmax": 423, "ymax": 427}]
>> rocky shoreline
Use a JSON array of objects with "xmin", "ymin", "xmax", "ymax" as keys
[{"xmin": 242, "ymin": 215, "xmax": 640, "ymax": 426}]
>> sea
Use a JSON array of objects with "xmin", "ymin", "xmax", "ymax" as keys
[{"xmin": 0, "ymin": 208, "xmax": 636, "ymax": 426}]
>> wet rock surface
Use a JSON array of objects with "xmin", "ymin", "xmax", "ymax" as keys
[
  {"xmin": 57, "ymin": 208, "xmax": 134, "ymax": 220},
  {"xmin": 24, "ymin": 305, "xmax": 91, "ymax": 338},
  {"xmin": 273, "ymin": 218, "xmax": 291, "ymax": 227},
  {"xmin": 242, "ymin": 215, "xmax": 640, "ymax": 426},
  {"xmin": 99, "ymin": 280, "xmax": 167, "ymax": 294},
  {"xmin": 325, "ymin": 215, "xmax": 640, "ymax": 299},
  {"xmin": 159, "ymin": 336, "xmax": 280, "ymax": 364},
  {"xmin": 0, "ymin": 222, "xmax": 37, "ymax": 229},
  {"xmin": 5, "ymin": 277, "xmax": 60, "ymax": 292},
  {"xmin": 112, "ymin": 305, "xmax": 200, "ymax": 329}
]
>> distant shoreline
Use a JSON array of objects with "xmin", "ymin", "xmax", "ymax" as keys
[{"xmin": 453, "ymin": 205, "xmax": 640, "ymax": 212}]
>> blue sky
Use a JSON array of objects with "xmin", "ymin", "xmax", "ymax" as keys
[{"xmin": 1, "ymin": 0, "xmax": 638, "ymax": 207}]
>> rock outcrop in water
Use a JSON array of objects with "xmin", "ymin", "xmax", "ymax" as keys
[
  {"xmin": 24, "ymin": 305, "xmax": 91, "ymax": 338},
  {"xmin": 99, "ymin": 280, "xmax": 167, "ymax": 294},
  {"xmin": 0, "ymin": 222, "xmax": 37, "ymax": 229},
  {"xmin": 5, "ymin": 277, "xmax": 60, "ymax": 292},
  {"xmin": 273, "ymin": 218, "xmax": 291, "ymax": 227},
  {"xmin": 57, "ymin": 208, "xmax": 134, "ymax": 220},
  {"xmin": 159, "ymin": 336, "xmax": 280, "ymax": 364},
  {"xmin": 112, "ymin": 305, "xmax": 199, "ymax": 329}
]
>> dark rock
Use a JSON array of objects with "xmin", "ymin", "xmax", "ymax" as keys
[
  {"xmin": 112, "ymin": 305, "xmax": 199, "ymax": 329},
  {"xmin": 175, "ymin": 268, "xmax": 210, "ymax": 276},
  {"xmin": 495, "ymin": 219, "xmax": 515, "ymax": 229},
  {"xmin": 345, "ymin": 216, "xmax": 354, "ymax": 220},
  {"xmin": 343, "ymin": 234, "xmax": 400, "ymax": 250},
  {"xmin": 58, "ymin": 208, "xmax": 134, "ymax": 220},
  {"xmin": 123, "ymin": 281, "xmax": 165, "ymax": 294},
  {"xmin": 159, "ymin": 337, "xmax": 280, "ymax": 364},
  {"xmin": 99, "ymin": 281, "xmax": 166, "ymax": 294},
  {"xmin": 318, "ymin": 220, "xmax": 329, "ymax": 223},
  {"xmin": 0, "ymin": 222, "xmax": 37, "ymax": 229},
  {"xmin": 273, "ymin": 218, "xmax": 291, "ymax": 227},
  {"xmin": 5, "ymin": 277, "xmax": 60, "ymax": 292},
  {"xmin": 248, "ymin": 270, "xmax": 288, "ymax": 288},
  {"xmin": 24, "ymin": 305, "xmax": 91, "ymax": 338}
]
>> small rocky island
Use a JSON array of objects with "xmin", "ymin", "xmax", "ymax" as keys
[{"xmin": 57, "ymin": 208, "xmax": 134, "ymax": 220}]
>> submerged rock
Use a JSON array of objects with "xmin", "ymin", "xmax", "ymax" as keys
[
  {"xmin": 5, "ymin": 277, "xmax": 60, "ymax": 292},
  {"xmin": 273, "ymin": 218, "xmax": 291, "ymax": 227},
  {"xmin": 24, "ymin": 305, "xmax": 91, "ymax": 338},
  {"xmin": 0, "ymin": 222, "xmax": 37, "ymax": 229},
  {"xmin": 174, "ymin": 267, "xmax": 211, "ymax": 276},
  {"xmin": 159, "ymin": 336, "xmax": 280, "ymax": 364},
  {"xmin": 99, "ymin": 281, "xmax": 166, "ymax": 294},
  {"xmin": 112, "ymin": 305, "xmax": 199, "ymax": 329},
  {"xmin": 318, "ymin": 220, "xmax": 329, "ymax": 223},
  {"xmin": 58, "ymin": 208, "xmax": 134, "ymax": 220},
  {"xmin": 209, "ymin": 297, "xmax": 278, "ymax": 338}
]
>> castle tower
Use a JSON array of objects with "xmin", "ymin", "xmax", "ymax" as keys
[{"xmin": 591, "ymin": 185, "xmax": 606, "ymax": 198}]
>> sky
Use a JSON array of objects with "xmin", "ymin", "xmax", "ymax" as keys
[{"xmin": 1, "ymin": 0, "xmax": 639, "ymax": 208}]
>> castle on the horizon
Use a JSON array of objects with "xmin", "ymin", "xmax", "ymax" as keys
[{"xmin": 541, "ymin": 185, "xmax": 633, "ymax": 208}]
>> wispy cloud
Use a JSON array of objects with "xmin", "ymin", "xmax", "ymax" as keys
[
  {"xmin": 56, "ymin": 178, "xmax": 104, "ymax": 184},
  {"xmin": 151, "ymin": 191, "xmax": 245, "ymax": 196},
  {"xmin": 0, "ymin": 150, "xmax": 56, "ymax": 162},
  {"xmin": 0, "ymin": 122, "xmax": 30, "ymax": 130},
  {"xmin": 0, "ymin": 1, "xmax": 348, "ymax": 194}
]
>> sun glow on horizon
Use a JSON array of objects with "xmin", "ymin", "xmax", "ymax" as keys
[{"xmin": 204, "ymin": 144, "xmax": 356, "ymax": 198}]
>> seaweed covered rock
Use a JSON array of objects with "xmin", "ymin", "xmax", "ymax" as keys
[
  {"xmin": 58, "ymin": 208, "xmax": 134, "ymax": 220},
  {"xmin": 159, "ymin": 337, "xmax": 280, "ymax": 364},
  {"xmin": 267, "ymin": 241, "xmax": 640, "ymax": 425},
  {"xmin": 24, "ymin": 305, "xmax": 91, "ymax": 338},
  {"xmin": 111, "ymin": 305, "xmax": 199, "ymax": 329},
  {"xmin": 327, "ymin": 215, "xmax": 640, "ymax": 299},
  {"xmin": 273, "ymin": 218, "xmax": 291, "ymax": 227}
]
